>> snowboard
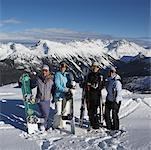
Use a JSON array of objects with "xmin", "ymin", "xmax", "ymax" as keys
[
  {"xmin": 62, "ymin": 82, "xmax": 76, "ymax": 134},
  {"xmin": 20, "ymin": 73, "xmax": 40, "ymax": 134},
  {"xmin": 99, "ymin": 75, "xmax": 104, "ymax": 126}
]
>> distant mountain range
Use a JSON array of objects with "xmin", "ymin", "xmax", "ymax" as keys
[{"xmin": 0, "ymin": 39, "xmax": 150, "ymax": 93}]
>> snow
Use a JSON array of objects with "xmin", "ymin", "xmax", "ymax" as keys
[{"xmin": 0, "ymin": 84, "xmax": 151, "ymax": 150}]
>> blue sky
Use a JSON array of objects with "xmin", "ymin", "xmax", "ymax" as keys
[{"xmin": 0, "ymin": 0, "xmax": 150, "ymax": 42}]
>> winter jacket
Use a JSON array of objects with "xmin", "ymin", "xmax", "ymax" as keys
[
  {"xmin": 106, "ymin": 74, "xmax": 122, "ymax": 103},
  {"xmin": 86, "ymin": 71, "xmax": 105, "ymax": 92},
  {"xmin": 35, "ymin": 74, "xmax": 54, "ymax": 101},
  {"xmin": 85, "ymin": 71, "xmax": 105, "ymax": 106},
  {"xmin": 53, "ymin": 71, "xmax": 69, "ymax": 101}
]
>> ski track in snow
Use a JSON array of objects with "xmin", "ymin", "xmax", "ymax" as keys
[
  {"xmin": 121, "ymin": 97, "xmax": 151, "ymax": 150},
  {"xmin": 16, "ymin": 104, "xmax": 25, "ymax": 109},
  {"xmin": 32, "ymin": 130, "xmax": 127, "ymax": 150},
  {"xmin": 0, "ymin": 93, "xmax": 15, "ymax": 96},
  {"xmin": 119, "ymin": 98, "xmax": 141, "ymax": 119},
  {"xmin": 142, "ymin": 98, "xmax": 151, "ymax": 109}
]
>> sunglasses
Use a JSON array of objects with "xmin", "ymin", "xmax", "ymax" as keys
[
  {"xmin": 92, "ymin": 65, "xmax": 100, "ymax": 68},
  {"xmin": 60, "ymin": 64, "xmax": 67, "ymax": 68},
  {"xmin": 43, "ymin": 69, "xmax": 48, "ymax": 72}
]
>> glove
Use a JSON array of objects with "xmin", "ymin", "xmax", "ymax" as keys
[
  {"xmin": 71, "ymin": 81, "xmax": 76, "ymax": 89},
  {"xmin": 70, "ymin": 89, "xmax": 76, "ymax": 95},
  {"xmin": 51, "ymin": 99, "xmax": 55, "ymax": 104}
]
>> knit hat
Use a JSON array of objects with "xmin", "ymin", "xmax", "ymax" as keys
[
  {"xmin": 109, "ymin": 66, "xmax": 117, "ymax": 72},
  {"xmin": 92, "ymin": 62, "xmax": 101, "ymax": 68},
  {"xmin": 42, "ymin": 65, "xmax": 49, "ymax": 71},
  {"xmin": 59, "ymin": 61, "xmax": 68, "ymax": 67}
]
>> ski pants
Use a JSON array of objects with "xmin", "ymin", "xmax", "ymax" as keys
[
  {"xmin": 38, "ymin": 100, "xmax": 50, "ymax": 129},
  {"xmin": 86, "ymin": 91, "xmax": 100, "ymax": 128},
  {"xmin": 104, "ymin": 100, "xmax": 121, "ymax": 130},
  {"xmin": 53, "ymin": 99, "xmax": 71, "ymax": 129}
]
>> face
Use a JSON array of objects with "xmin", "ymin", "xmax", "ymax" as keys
[
  {"xmin": 42, "ymin": 69, "xmax": 49, "ymax": 77},
  {"xmin": 92, "ymin": 65, "xmax": 100, "ymax": 73},
  {"xmin": 60, "ymin": 64, "xmax": 67, "ymax": 73},
  {"xmin": 108, "ymin": 70, "xmax": 115, "ymax": 77}
]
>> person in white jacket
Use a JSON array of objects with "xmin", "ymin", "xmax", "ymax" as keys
[{"xmin": 105, "ymin": 67, "xmax": 122, "ymax": 130}]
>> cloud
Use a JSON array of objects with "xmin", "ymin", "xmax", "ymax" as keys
[
  {"xmin": 0, "ymin": 28, "xmax": 112, "ymax": 42},
  {"xmin": 0, "ymin": 18, "xmax": 22, "ymax": 26},
  {"xmin": 0, "ymin": 27, "xmax": 149, "ymax": 47}
]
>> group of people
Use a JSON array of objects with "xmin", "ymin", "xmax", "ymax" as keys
[
  {"xmin": 21, "ymin": 61, "xmax": 122, "ymax": 132},
  {"xmin": 85, "ymin": 62, "xmax": 122, "ymax": 130}
]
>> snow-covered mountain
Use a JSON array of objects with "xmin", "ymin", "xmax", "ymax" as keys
[
  {"xmin": 0, "ymin": 39, "xmax": 150, "ymax": 61},
  {"xmin": 0, "ymin": 39, "xmax": 150, "ymax": 89}
]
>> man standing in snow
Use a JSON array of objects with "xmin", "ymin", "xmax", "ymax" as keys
[
  {"xmin": 35, "ymin": 65, "xmax": 54, "ymax": 131},
  {"xmin": 53, "ymin": 61, "xmax": 75, "ymax": 129},
  {"xmin": 85, "ymin": 62, "xmax": 105, "ymax": 129},
  {"xmin": 19, "ymin": 65, "xmax": 54, "ymax": 131},
  {"xmin": 105, "ymin": 67, "xmax": 122, "ymax": 130}
]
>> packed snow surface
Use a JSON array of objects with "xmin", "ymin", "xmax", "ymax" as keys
[{"xmin": 0, "ymin": 84, "xmax": 151, "ymax": 150}]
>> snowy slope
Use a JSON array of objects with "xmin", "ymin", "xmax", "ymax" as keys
[
  {"xmin": 105, "ymin": 39, "xmax": 151, "ymax": 59},
  {"xmin": 0, "ymin": 43, "xmax": 14, "ymax": 60},
  {"xmin": 0, "ymin": 84, "xmax": 151, "ymax": 150}
]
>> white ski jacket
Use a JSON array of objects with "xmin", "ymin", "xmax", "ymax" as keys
[{"xmin": 106, "ymin": 74, "xmax": 122, "ymax": 103}]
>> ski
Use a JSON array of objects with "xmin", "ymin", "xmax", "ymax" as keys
[
  {"xmin": 70, "ymin": 91, "xmax": 75, "ymax": 134},
  {"xmin": 99, "ymin": 75, "xmax": 104, "ymax": 126},
  {"xmin": 79, "ymin": 88, "xmax": 86, "ymax": 127}
]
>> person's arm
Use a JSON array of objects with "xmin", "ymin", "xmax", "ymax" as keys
[
  {"xmin": 18, "ymin": 77, "xmax": 22, "ymax": 88},
  {"xmin": 30, "ymin": 75, "xmax": 37, "ymax": 89},
  {"xmin": 115, "ymin": 80, "xmax": 122, "ymax": 103}
]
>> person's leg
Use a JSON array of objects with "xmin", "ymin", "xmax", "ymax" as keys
[
  {"xmin": 93, "ymin": 106, "xmax": 99, "ymax": 129},
  {"xmin": 38, "ymin": 100, "xmax": 50, "ymax": 129},
  {"xmin": 93, "ymin": 93, "xmax": 101, "ymax": 129},
  {"xmin": 104, "ymin": 101, "xmax": 112, "ymax": 130},
  {"xmin": 86, "ymin": 98, "xmax": 94, "ymax": 127},
  {"xmin": 53, "ymin": 100, "xmax": 62, "ymax": 128},
  {"xmin": 112, "ymin": 102, "xmax": 120, "ymax": 130}
]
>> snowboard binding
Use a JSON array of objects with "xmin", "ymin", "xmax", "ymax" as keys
[
  {"xmin": 27, "ymin": 116, "xmax": 39, "ymax": 124},
  {"xmin": 24, "ymin": 94, "xmax": 36, "ymax": 104}
]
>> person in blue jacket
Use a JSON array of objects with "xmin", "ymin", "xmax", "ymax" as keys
[
  {"xmin": 53, "ymin": 61, "xmax": 75, "ymax": 129},
  {"xmin": 105, "ymin": 66, "xmax": 122, "ymax": 130}
]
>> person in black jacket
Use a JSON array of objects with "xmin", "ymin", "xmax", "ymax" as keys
[{"xmin": 85, "ymin": 62, "xmax": 105, "ymax": 129}]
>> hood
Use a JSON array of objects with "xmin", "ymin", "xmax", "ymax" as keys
[
  {"xmin": 114, "ymin": 74, "xmax": 121, "ymax": 80},
  {"xmin": 108, "ymin": 74, "xmax": 121, "ymax": 81}
]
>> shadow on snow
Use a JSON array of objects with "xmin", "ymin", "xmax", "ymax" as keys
[{"xmin": 0, "ymin": 99, "xmax": 55, "ymax": 132}]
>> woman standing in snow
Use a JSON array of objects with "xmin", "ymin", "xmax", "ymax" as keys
[
  {"xmin": 105, "ymin": 67, "xmax": 122, "ymax": 130},
  {"xmin": 53, "ymin": 61, "xmax": 74, "ymax": 129},
  {"xmin": 85, "ymin": 62, "xmax": 105, "ymax": 129}
]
